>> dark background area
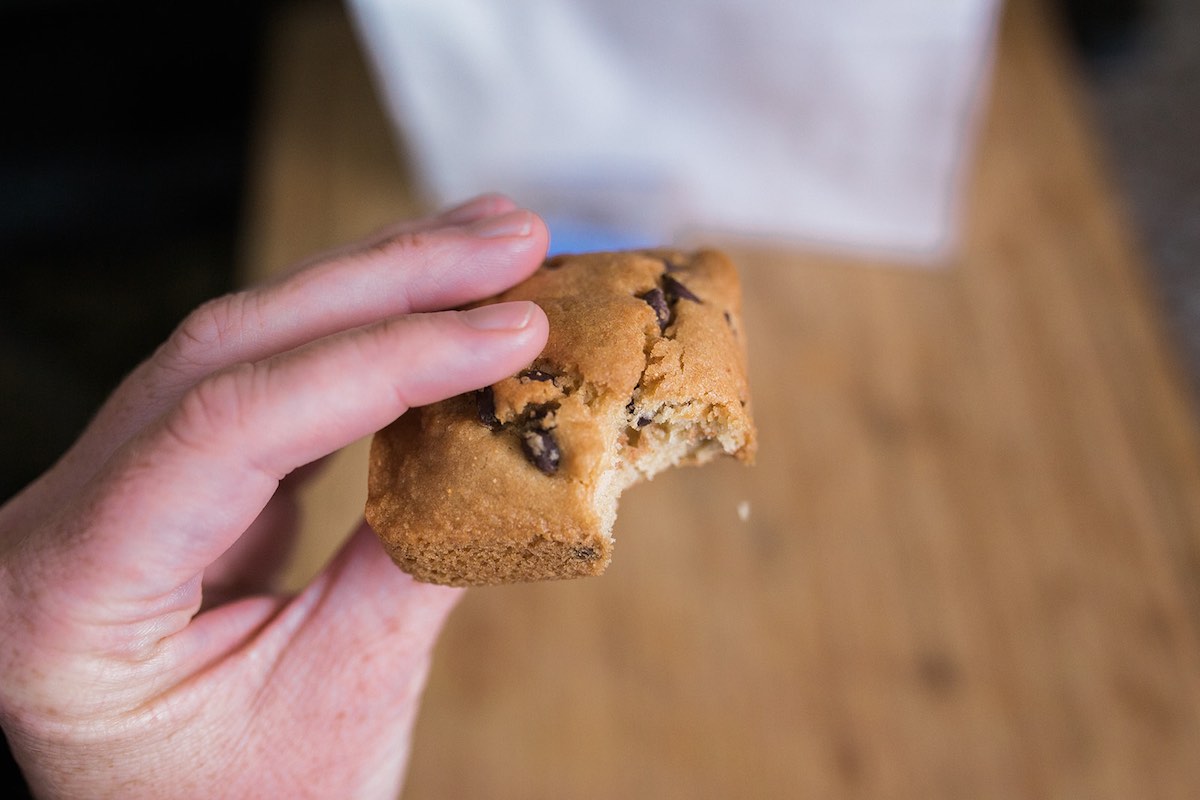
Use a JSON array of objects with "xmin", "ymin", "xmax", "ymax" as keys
[
  {"xmin": 0, "ymin": 0, "xmax": 1195, "ymax": 792},
  {"xmin": 0, "ymin": 0, "xmax": 279, "ymax": 504}
]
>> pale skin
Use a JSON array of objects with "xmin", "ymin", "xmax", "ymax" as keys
[{"xmin": 0, "ymin": 195, "xmax": 551, "ymax": 799}]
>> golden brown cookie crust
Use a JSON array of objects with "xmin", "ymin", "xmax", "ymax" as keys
[{"xmin": 366, "ymin": 248, "xmax": 755, "ymax": 586}]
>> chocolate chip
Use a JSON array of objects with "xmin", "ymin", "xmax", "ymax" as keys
[
  {"xmin": 663, "ymin": 275, "xmax": 701, "ymax": 304},
  {"xmin": 636, "ymin": 416, "xmax": 652, "ymax": 428},
  {"xmin": 638, "ymin": 287, "xmax": 670, "ymax": 332},
  {"xmin": 476, "ymin": 387, "xmax": 501, "ymax": 430},
  {"xmin": 518, "ymin": 402, "xmax": 559, "ymax": 474},
  {"xmin": 521, "ymin": 429, "xmax": 561, "ymax": 474},
  {"xmin": 521, "ymin": 368, "xmax": 555, "ymax": 382}
]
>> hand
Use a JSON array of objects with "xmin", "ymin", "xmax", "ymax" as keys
[{"xmin": 0, "ymin": 195, "xmax": 550, "ymax": 799}]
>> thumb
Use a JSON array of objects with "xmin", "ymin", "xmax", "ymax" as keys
[
  {"xmin": 236, "ymin": 523, "xmax": 463, "ymax": 785},
  {"xmin": 293, "ymin": 522, "xmax": 463, "ymax": 665}
]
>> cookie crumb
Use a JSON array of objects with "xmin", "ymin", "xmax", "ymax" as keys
[{"xmin": 737, "ymin": 500, "xmax": 751, "ymax": 522}]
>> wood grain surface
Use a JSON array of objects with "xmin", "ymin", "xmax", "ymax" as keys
[{"xmin": 240, "ymin": 0, "xmax": 1200, "ymax": 797}]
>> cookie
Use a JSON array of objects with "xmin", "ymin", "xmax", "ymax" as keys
[{"xmin": 365, "ymin": 248, "xmax": 756, "ymax": 585}]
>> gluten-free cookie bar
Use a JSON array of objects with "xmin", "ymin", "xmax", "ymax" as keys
[{"xmin": 365, "ymin": 248, "xmax": 756, "ymax": 586}]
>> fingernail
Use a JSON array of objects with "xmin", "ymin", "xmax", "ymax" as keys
[
  {"xmin": 437, "ymin": 194, "xmax": 511, "ymax": 225},
  {"xmin": 468, "ymin": 209, "xmax": 534, "ymax": 239},
  {"xmin": 460, "ymin": 301, "xmax": 535, "ymax": 331}
]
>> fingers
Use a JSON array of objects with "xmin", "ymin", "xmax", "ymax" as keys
[
  {"xmin": 42, "ymin": 300, "xmax": 546, "ymax": 639},
  {"xmin": 154, "ymin": 201, "xmax": 545, "ymax": 390},
  {"xmin": 273, "ymin": 192, "xmax": 518, "ymax": 278},
  {"xmin": 8, "ymin": 195, "xmax": 546, "ymax": 531}
]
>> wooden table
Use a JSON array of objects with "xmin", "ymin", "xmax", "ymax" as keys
[{"xmin": 241, "ymin": 0, "xmax": 1200, "ymax": 796}]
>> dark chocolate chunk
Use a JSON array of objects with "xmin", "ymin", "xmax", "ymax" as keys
[
  {"xmin": 476, "ymin": 387, "xmax": 501, "ymax": 430},
  {"xmin": 638, "ymin": 287, "xmax": 670, "ymax": 332},
  {"xmin": 663, "ymin": 275, "xmax": 702, "ymax": 304},
  {"xmin": 636, "ymin": 416, "xmax": 652, "ymax": 428},
  {"xmin": 520, "ymin": 428, "xmax": 561, "ymax": 475},
  {"xmin": 521, "ymin": 368, "xmax": 555, "ymax": 382}
]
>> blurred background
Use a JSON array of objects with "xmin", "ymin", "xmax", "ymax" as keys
[{"xmin": 2, "ymin": 0, "xmax": 1199, "ymax": 797}]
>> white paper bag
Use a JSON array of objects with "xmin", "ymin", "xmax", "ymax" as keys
[{"xmin": 347, "ymin": 0, "xmax": 1000, "ymax": 261}]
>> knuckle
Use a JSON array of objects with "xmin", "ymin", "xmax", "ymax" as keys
[
  {"xmin": 160, "ymin": 292, "xmax": 251, "ymax": 373},
  {"xmin": 165, "ymin": 362, "xmax": 259, "ymax": 450},
  {"xmin": 365, "ymin": 229, "xmax": 427, "ymax": 259},
  {"xmin": 350, "ymin": 314, "xmax": 409, "ymax": 362},
  {"xmin": 371, "ymin": 312, "xmax": 412, "ymax": 343}
]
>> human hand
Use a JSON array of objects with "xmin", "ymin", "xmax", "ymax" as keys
[{"xmin": 0, "ymin": 195, "xmax": 549, "ymax": 799}]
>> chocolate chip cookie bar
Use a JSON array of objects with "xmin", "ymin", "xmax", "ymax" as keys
[{"xmin": 365, "ymin": 248, "xmax": 756, "ymax": 585}]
